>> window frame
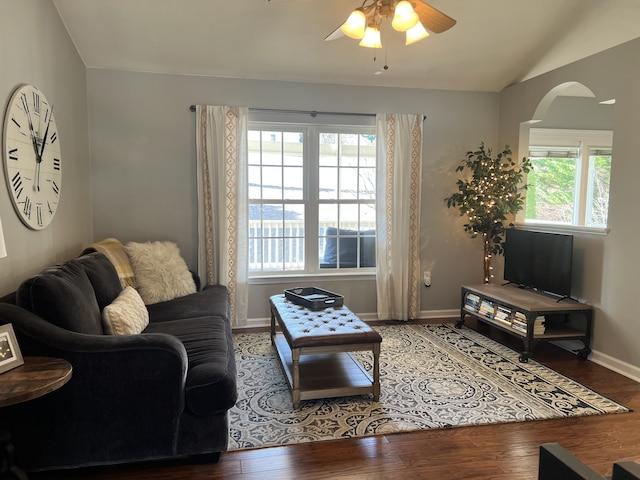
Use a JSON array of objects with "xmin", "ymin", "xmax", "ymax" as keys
[
  {"xmin": 523, "ymin": 128, "xmax": 613, "ymax": 234},
  {"xmin": 247, "ymin": 119, "xmax": 377, "ymax": 277}
]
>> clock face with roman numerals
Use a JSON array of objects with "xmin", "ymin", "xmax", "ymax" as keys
[{"xmin": 3, "ymin": 84, "xmax": 62, "ymax": 230}]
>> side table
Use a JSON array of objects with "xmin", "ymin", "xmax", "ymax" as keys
[{"xmin": 0, "ymin": 357, "xmax": 72, "ymax": 480}]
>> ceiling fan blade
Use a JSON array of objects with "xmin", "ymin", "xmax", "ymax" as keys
[
  {"xmin": 413, "ymin": 1, "xmax": 456, "ymax": 34},
  {"xmin": 325, "ymin": 23, "xmax": 345, "ymax": 41}
]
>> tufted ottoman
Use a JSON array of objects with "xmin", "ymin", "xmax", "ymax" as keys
[{"xmin": 269, "ymin": 294, "xmax": 381, "ymax": 408}]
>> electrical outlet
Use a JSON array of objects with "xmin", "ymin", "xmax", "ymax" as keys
[{"xmin": 424, "ymin": 271, "xmax": 431, "ymax": 287}]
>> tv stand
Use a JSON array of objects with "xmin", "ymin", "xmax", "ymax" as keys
[
  {"xmin": 555, "ymin": 294, "xmax": 576, "ymax": 303},
  {"xmin": 457, "ymin": 284, "xmax": 593, "ymax": 362},
  {"xmin": 501, "ymin": 281, "xmax": 578, "ymax": 302}
]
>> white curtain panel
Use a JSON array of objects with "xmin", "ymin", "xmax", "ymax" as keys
[
  {"xmin": 195, "ymin": 105, "xmax": 249, "ymax": 326},
  {"xmin": 375, "ymin": 114, "xmax": 424, "ymax": 321}
]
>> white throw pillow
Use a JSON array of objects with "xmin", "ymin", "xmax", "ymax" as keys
[
  {"xmin": 102, "ymin": 286, "xmax": 149, "ymax": 335},
  {"xmin": 125, "ymin": 241, "xmax": 197, "ymax": 305}
]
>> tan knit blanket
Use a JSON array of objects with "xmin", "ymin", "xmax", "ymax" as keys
[{"xmin": 82, "ymin": 238, "xmax": 136, "ymax": 288}]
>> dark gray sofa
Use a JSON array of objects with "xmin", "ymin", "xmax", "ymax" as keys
[{"xmin": 0, "ymin": 252, "xmax": 237, "ymax": 472}]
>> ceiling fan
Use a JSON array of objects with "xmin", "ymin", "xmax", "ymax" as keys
[{"xmin": 325, "ymin": 0, "xmax": 456, "ymax": 47}]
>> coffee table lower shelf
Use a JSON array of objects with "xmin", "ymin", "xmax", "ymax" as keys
[{"xmin": 272, "ymin": 333, "xmax": 379, "ymax": 408}]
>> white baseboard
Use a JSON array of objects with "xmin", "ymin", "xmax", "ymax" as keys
[
  {"xmin": 238, "ymin": 309, "xmax": 460, "ymax": 330},
  {"xmin": 417, "ymin": 309, "xmax": 460, "ymax": 321},
  {"xmin": 236, "ymin": 317, "xmax": 271, "ymax": 329},
  {"xmin": 549, "ymin": 340, "xmax": 640, "ymax": 383},
  {"xmin": 588, "ymin": 349, "xmax": 640, "ymax": 384}
]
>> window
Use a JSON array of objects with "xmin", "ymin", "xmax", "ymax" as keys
[
  {"xmin": 526, "ymin": 129, "xmax": 612, "ymax": 228},
  {"xmin": 248, "ymin": 121, "xmax": 376, "ymax": 275}
]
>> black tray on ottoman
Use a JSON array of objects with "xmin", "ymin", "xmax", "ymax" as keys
[{"xmin": 284, "ymin": 287, "xmax": 344, "ymax": 310}]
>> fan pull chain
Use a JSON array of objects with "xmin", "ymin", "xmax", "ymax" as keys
[
  {"xmin": 373, "ymin": 19, "xmax": 389, "ymax": 71},
  {"xmin": 384, "ymin": 40, "xmax": 389, "ymax": 70}
]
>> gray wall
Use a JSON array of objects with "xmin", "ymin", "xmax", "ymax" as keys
[
  {"xmin": 499, "ymin": 37, "xmax": 640, "ymax": 375},
  {"xmin": 87, "ymin": 69, "xmax": 499, "ymax": 321},
  {"xmin": 533, "ymin": 95, "xmax": 614, "ymax": 130},
  {"xmin": 0, "ymin": 1, "xmax": 92, "ymax": 295}
]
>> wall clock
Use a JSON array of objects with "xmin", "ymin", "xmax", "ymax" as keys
[{"xmin": 3, "ymin": 84, "xmax": 62, "ymax": 230}]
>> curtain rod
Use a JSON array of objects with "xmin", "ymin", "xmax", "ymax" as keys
[
  {"xmin": 189, "ymin": 105, "xmax": 426, "ymax": 120},
  {"xmin": 188, "ymin": 105, "xmax": 373, "ymax": 117}
]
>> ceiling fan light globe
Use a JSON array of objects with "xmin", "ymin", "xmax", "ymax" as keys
[
  {"xmin": 405, "ymin": 21, "xmax": 430, "ymax": 45},
  {"xmin": 341, "ymin": 9, "xmax": 367, "ymax": 39},
  {"xmin": 392, "ymin": 1, "xmax": 419, "ymax": 32},
  {"xmin": 359, "ymin": 26, "xmax": 382, "ymax": 48}
]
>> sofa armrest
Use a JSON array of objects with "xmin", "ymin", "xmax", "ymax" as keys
[
  {"xmin": 538, "ymin": 443, "xmax": 605, "ymax": 480},
  {"xmin": 0, "ymin": 302, "xmax": 193, "ymax": 467},
  {"xmin": 0, "ymin": 302, "xmax": 187, "ymax": 413},
  {"xmin": 613, "ymin": 461, "xmax": 640, "ymax": 480}
]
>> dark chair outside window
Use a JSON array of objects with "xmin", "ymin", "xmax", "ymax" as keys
[{"xmin": 321, "ymin": 227, "xmax": 375, "ymax": 269}]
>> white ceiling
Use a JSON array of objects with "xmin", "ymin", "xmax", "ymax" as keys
[{"xmin": 53, "ymin": 0, "xmax": 640, "ymax": 92}]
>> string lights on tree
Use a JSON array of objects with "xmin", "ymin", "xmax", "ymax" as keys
[{"xmin": 446, "ymin": 143, "xmax": 531, "ymax": 283}]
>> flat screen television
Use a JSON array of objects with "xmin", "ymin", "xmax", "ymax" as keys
[{"xmin": 503, "ymin": 229, "xmax": 573, "ymax": 298}]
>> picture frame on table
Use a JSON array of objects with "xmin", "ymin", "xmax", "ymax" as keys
[{"xmin": 0, "ymin": 324, "xmax": 24, "ymax": 374}]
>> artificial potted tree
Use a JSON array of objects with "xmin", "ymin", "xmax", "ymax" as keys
[{"xmin": 445, "ymin": 143, "xmax": 531, "ymax": 283}]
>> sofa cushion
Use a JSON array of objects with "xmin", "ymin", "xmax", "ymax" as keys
[
  {"xmin": 125, "ymin": 241, "xmax": 196, "ymax": 305},
  {"xmin": 102, "ymin": 286, "xmax": 149, "ymax": 335},
  {"xmin": 143, "ymin": 316, "xmax": 237, "ymax": 415},
  {"xmin": 146, "ymin": 285, "xmax": 230, "ymax": 324},
  {"xmin": 81, "ymin": 238, "xmax": 137, "ymax": 289},
  {"xmin": 75, "ymin": 252, "xmax": 123, "ymax": 311},
  {"xmin": 16, "ymin": 261, "xmax": 103, "ymax": 335}
]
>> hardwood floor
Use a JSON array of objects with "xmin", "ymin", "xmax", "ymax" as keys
[{"xmin": 32, "ymin": 319, "xmax": 640, "ymax": 480}]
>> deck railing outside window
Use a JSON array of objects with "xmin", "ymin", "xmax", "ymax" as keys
[{"xmin": 249, "ymin": 220, "xmax": 375, "ymax": 272}]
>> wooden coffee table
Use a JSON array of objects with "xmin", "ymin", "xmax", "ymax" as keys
[{"xmin": 269, "ymin": 294, "xmax": 381, "ymax": 408}]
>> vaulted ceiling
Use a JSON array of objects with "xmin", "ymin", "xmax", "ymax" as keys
[{"xmin": 53, "ymin": 0, "xmax": 640, "ymax": 92}]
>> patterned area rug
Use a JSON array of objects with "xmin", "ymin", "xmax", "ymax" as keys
[{"xmin": 229, "ymin": 324, "xmax": 628, "ymax": 450}]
